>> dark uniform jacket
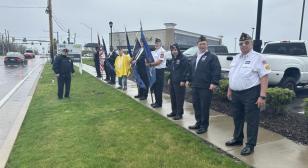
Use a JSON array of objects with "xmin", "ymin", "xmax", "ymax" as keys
[
  {"xmin": 108, "ymin": 50, "xmax": 118, "ymax": 67},
  {"xmin": 52, "ymin": 55, "xmax": 75, "ymax": 76},
  {"xmin": 188, "ymin": 51, "xmax": 221, "ymax": 88},
  {"xmin": 168, "ymin": 54, "xmax": 189, "ymax": 84}
]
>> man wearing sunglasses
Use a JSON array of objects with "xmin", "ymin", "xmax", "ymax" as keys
[{"xmin": 225, "ymin": 33, "xmax": 270, "ymax": 156}]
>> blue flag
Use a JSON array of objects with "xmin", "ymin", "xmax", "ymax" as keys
[
  {"xmin": 132, "ymin": 38, "xmax": 141, "ymax": 59},
  {"xmin": 140, "ymin": 24, "xmax": 156, "ymax": 88},
  {"xmin": 102, "ymin": 36, "xmax": 114, "ymax": 73},
  {"xmin": 125, "ymin": 28, "xmax": 133, "ymax": 57}
]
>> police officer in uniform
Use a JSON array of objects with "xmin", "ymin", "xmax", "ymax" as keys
[
  {"xmin": 94, "ymin": 46, "xmax": 102, "ymax": 78},
  {"xmin": 53, "ymin": 48, "xmax": 75, "ymax": 99},
  {"xmin": 146, "ymin": 38, "xmax": 166, "ymax": 108},
  {"xmin": 167, "ymin": 43, "xmax": 189, "ymax": 120},
  {"xmin": 225, "ymin": 33, "xmax": 270, "ymax": 156},
  {"xmin": 187, "ymin": 35, "xmax": 221, "ymax": 134}
]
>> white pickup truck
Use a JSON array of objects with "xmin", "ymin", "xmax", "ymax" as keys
[{"xmin": 218, "ymin": 41, "xmax": 308, "ymax": 91}]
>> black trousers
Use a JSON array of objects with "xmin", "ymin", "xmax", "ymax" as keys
[
  {"xmin": 104, "ymin": 61, "xmax": 110, "ymax": 80},
  {"xmin": 138, "ymin": 71, "xmax": 149, "ymax": 98},
  {"xmin": 231, "ymin": 85, "xmax": 260, "ymax": 147},
  {"xmin": 192, "ymin": 87, "xmax": 213, "ymax": 129},
  {"xmin": 152, "ymin": 69, "xmax": 165, "ymax": 106},
  {"xmin": 94, "ymin": 60, "xmax": 102, "ymax": 77},
  {"xmin": 170, "ymin": 82, "xmax": 186, "ymax": 116},
  {"xmin": 57, "ymin": 75, "xmax": 71, "ymax": 99}
]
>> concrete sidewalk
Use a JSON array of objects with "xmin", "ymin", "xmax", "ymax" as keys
[{"xmin": 82, "ymin": 63, "xmax": 308, "ymax": 168}]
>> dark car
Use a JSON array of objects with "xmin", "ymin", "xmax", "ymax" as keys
[
  {"xmin": 24, "ymin": 49, "xmax": 35, "ymax": 59},
  {"xmin": 4, "ymin": 52, "xmax": 28, "ymax": 66}
]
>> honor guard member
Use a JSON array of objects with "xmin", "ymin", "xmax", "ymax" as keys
[
  {"xmin": 225, "ymin": 33, "xmax": 270, "ymax": 156},
  {"xmin": 134, "ymin": 43, "xmax": 149, "ymax": 100},
  {"xmin": 107, "ymin": 47, "xmax": 118, "ymax": 85},
  {"xmin": 166, "ymin": 43, "xmax": 189, "ymax": 120},
  {"xmin": 146, "ymin": 38, "xmax": 166, "ymax": 108},
  {"xmin": 94, "ymin": 46, "xmax": 102, "ymax": 78},
  {"xmin": 53, "ymin": 48, "xmax": 75, "ymax": 99},
  {"xmin": 187, "ymin": 35, "xmax": 221, "ymax": 134}
]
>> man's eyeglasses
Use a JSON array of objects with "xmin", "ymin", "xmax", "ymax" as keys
[{"xmin": 239, "ymin": 41, "xmax": 251, "ymax": 47}]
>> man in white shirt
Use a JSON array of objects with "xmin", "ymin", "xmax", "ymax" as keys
[
  {"xmin": 146, "ymin": 38, "xmax": 166, "ymax": 108},
  {"xmin": 226, "ymin": 33, "xmax": 270, "ymax": 156}
]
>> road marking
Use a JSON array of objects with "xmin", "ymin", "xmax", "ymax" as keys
[{"xmin": 0, "ymin": 64, "xmax": 41, "ymax": 109}]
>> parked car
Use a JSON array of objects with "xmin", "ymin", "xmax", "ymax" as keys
[
  {"xmin": 4, "ymin": 52, "xmax": 28, "ymax": 66},
  {"xmin": 218, "ymin": 40, "xmax": 308, "ymax": 91},
  {"xmin": 24, "ymin": 49, "xmax": 35, "ymax": 59},
  {"xmin": 183, "ymin": 45, "xmax": 229, "ymax": 61}
]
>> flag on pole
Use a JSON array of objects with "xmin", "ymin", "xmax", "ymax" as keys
[{"xmin": 125, "ymin": 28, "xmax": 133, "ymax": 57}]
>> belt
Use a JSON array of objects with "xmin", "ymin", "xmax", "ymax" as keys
[{"xmin": 232, "ymin": 85, "xmax": 260, "ymax": 94}]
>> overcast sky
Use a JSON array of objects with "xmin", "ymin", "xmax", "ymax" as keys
[{"xmin": 0, "ymin": 0, "xmax": 307, "ymax": 52}]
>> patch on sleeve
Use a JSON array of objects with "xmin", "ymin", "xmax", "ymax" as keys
[
  {"xmin": 262, "ymin": 60, "xmax": 267, "ymax": 64},
  {"xmin": 264, "ymin": 63, "xmax": 271, "ymax": 70}
]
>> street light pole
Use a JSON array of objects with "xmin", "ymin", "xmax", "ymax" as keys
[
  {"xmin": 299, "ymin": 0, "xmax": 306, "ymax": 40},
  {"xmin": 254, "ymin": 0, "xmax": 263, "ymax": 53},
  {"xmin": 109, "ymin": 21, "xmax": 113, "ymax": 51}
]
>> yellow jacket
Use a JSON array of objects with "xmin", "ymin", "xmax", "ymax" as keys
[{"xmin": 115, "ymin": 54, "xmax": 132, "ymax": 77}]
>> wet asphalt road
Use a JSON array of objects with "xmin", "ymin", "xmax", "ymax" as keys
[{"xmin": 0, "ymin": 56, "xmax": 45, "ymax": 100}]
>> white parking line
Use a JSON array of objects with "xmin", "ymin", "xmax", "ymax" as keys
[{"xmin": 0, "ymin": 64, "xmax": 41, "ymax": 109}]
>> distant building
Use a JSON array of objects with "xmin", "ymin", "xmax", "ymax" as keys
[{"xmin": 110, "ymin": 23, "xmax": 222, "ymax": 51}]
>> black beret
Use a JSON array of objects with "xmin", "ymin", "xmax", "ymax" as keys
[
  {"xmin": 239, "ymin": 32, "xmax": 252, "ymax": 41},
  {"xmin": 155, "ymin": 38, "xmax": 161, "ymax": 43},
  {"xmin": 198, "ymin": 35, "xmax": 207, "ymax": 43}
]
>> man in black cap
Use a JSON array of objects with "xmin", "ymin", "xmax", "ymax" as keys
[
  {"xmin": 146, "ymin": 38, "xmax": 166, "ymax": 108},
  {"xmin": 187, "ymin": 35, "xmax": 221, "ymax": 134},
  {"xmin": 225, "ymin": 33, "xmax": 270, "ymax": 156},
  {"xmin": 53, "ymin": 48, "xmax": 75, "ymax": 99}
]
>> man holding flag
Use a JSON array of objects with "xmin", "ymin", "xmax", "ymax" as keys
[{"xmin": 146, "ymin": 38, "xmax": 166, "ymax": 108}]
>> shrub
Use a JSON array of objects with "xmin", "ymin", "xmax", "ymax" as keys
[
  {"xmin": 266, "ymin": 87, "xmax": 295, "ymax": 114},
  {"xmin": 215, "ymin": 79, "xmax": 229, "ymax": 99}
]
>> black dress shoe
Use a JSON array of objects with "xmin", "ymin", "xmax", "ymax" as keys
[
  {"xmin": 188, "ymin": 124, "xmax": 200, "ymax": 130},
  {"xmin": 104, "ymin": 79, "xmax": 110, "ymax": 81},
  {"xmin": 139, "ymin": 96, "xmax": 147, "ymax": 100},
  {"xmin": 173, "ymin": 115, "xmax": 183, "ymax": 120},
  {"xmin": 240, "ymin": 145, "xmax": 254, "ymax": 156},
  {"xmin": 167, "ymin": 112, "xmax": 176, "ymax": 117},
  {"xmin": 196, "ymin": 128, "xmax": 207, "ymax": 134},
  {"xmin": 225, "ymin": 139, "xmax": 243, "ymax": 146},
  {"xmin": 96, "ymin": 76, "xmax": 102, "ymax": 78},
  {"xmin": 150, "ymin": 103, "xmax": 157, "ymax": 107},
  {"xmin": 134, "ymin": 95, "xmax": 141, "ymax": 98},
  {"xmin": 152, "ymin": 104, "xmax": 162, "ymax": 108}
]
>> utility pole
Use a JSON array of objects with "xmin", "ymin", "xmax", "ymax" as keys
[
  {"xmin": 46, "ymin": 0, "xmax": 54, "ymax": 63},
  {"xmin": 299, "ymin": 0, "xmax": 306, "ymax": 40},
  {"xmin": 67, "ymin": 29, "xmax": 71, "ymax": 44},
  {"xmin": 56, "ymin": 31, "xmax": 59, "ymax": 44},
  {"xmin": 74, "ymin": 33, "xmax": 76, "ymax": 44},
  {"xmin": 1, "ymin": 35, "xmax": 4, "ymax": 55}
]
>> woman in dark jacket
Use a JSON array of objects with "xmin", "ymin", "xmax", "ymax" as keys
[{"xmin": 167, "ymin": 43, "xmax": 190, "ymax": 120}]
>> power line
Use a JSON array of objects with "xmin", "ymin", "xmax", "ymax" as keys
[{"xmin": 0, "ymin": 5, "xmax": 45, "ymax": 9}]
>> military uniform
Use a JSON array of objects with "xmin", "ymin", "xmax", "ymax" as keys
[
  {"xmin": 226, "ymin": 32, "xmax": 271, "ymax": 156},
  {"xmin": 151, "ymin": 40, "xmax": 166, "ymax": 108},
  {"xmin": 53, "ymin": 53, "xmax": 75, "ymax": 99},
  {"xmin": 94, "ymin": 50, "xmax": 102, "ymax": 78}
]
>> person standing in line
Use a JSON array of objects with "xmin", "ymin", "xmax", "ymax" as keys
[
  {"xmin": 115, "ymin": 48, "xmax": 132, "ymax": 90},
  {"xmin": 166, "ymin": 43, "xmax": 189, "ymax": 120},
  {"xmin": 225, "ymin": 33, "xmax": 270, "ymax": 156},
  {"xmin": 187, "ymin": 35, "xmax": 221, "ymax": 134}
]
